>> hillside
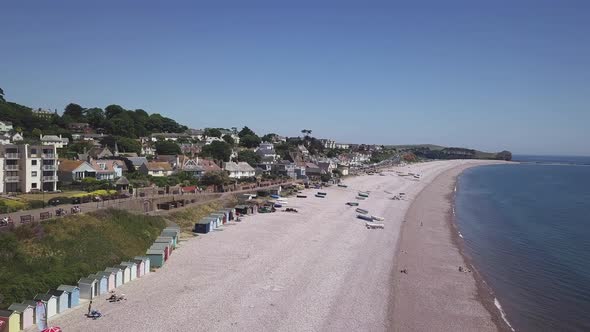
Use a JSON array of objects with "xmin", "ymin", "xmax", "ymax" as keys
[
  {"xmin": 390, "ymin": 144, "xmax": 512, "ymax": 161},
  {"xmin": 0, "ymin": 210, "xmax": 166, "ymax": 308}
]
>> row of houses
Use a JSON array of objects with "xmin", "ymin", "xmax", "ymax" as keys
[{"xmin": 0, "ymin": 226, "xmax": 180, "ymax": 332}]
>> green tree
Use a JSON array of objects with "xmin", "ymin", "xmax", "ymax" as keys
[
  {"xmin": 105, "ymin": 104, "xmax": 126, "ymax": 119},
  {"xmin": 262, "ymin": 133, "xmax": 276, "ymax": 142},
  {"xmin": 31, "ymin": 128, "xmax": 42, "ymax": 138},
  {"xmin": 204, "ymin": 128, "xmax": 222, "ymax": 138},
  {"xmin": 238, "ymin": 126, "xmax": 256, "ymax": 138},
  {"xmin": 222, "ymin": 134, "xmax": 235, "ymax": 146},
  {"xmin": 64, "ymin": 103, "xmax": 85, "ymax": 121},
  {"xmin": 155, "ymin": 141, "xmax": 181, "ymax": 155},
  {"xmin": 85, "ymin": 108, "xmax": 105, "ymax": 128},
  {"xmin": 240, "ymin": 134, "xmax": 261, "ymax": 148},
  {"xmin": 237, "ymin": 149, "xmax": 261, "ymax": 167},
  {"xmin": 201, "ymin": 141, "xmax": 232, "ymax": 162},
  {"xmin": 200, "ymin": 170, "xmax": 230, "ymax": 186}
]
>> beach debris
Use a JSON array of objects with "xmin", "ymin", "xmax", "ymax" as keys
[
  {"xmin": 400, "ymin": 269, "xmax": 408, "ymax": 274},
  {"xmin": 107, "ymin": 291, "xmax": 127, "ymax": 302},
  {"xmin": 365, "ymin": 222, "xmax": 385, "ymax": 229},
  {"xmin": 86, "ymin": 310, "xmax": 102, "ymax": 320},
  {"xmin": 458, "ymin": 266, "xmax": 463, "ymax": 272},
  {"xmin": 284, "ymin": 208, "xmax": 298, "ymax": 213},
  {"xmin": 338, "ymin": 184, "xmax": 348, "ymax": 188}
]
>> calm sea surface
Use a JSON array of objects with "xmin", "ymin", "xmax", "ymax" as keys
[{"xmin": 455, "ymin": 156, "xmax": 590, "ymax": 332}]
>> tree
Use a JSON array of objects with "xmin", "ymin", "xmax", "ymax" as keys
[
  {"xmin": 237, "ymin": 150, "xmax": 261, "ymax": 167},
  {"xmin": 204, "ymin": 128, "xmax": 222, "ymax": 138},
  {"xmin": 99, "ymin": 136, "xmax": 142, "ymax": 155},
  {"xmin": 155, "ymin": 141, "xmax": 181, "ymax": 155},
  {"xmin": 0, "ymin": 87, "xmax": 4, "ymax": 102},
  {"xmin": 240, "ymin": 134, "xmax": 261, "ymax": 148},
  {"xmin": 222, "ymin": 134, "xmax": 235, "ymax": 146},
  {"xmin": 262, "ymin": 133, "xmax": 276, "ymax": 142},
  {"xmin": 301, "ymin": 129, "xmax": 312, "ymax": 137},
  {"xmin": 200, "ymin": 170, "xmax": 230, "ymax": 187},
  {"xmin": 31, "ymin": 128, "xmax": 42, "ymax": 138},
  {"xmin": 85, "ymin": 108, "xmax": 105, "ymax": 128},
  {"xmin": 105, "ymin": 104, "xmax": 126, "ymax": 119},
  {"xmin": 201, "ymin": 141, "xmax": 232, "ymax": 162},
  {"xmin": 64, "ymin": 103, "xmax": 85, "ymax": 121},
  {"xmin": 238, "ymin": 126, "xmax": 256, "ymax": 138}
]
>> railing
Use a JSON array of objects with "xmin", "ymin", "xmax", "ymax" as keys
[
  {"xmin": 5, "ymin": 176, "xmax": 19, "ymax": 182},
  {"xmin": 42, "ymin": 176, "xmax": 58, "ymax": 181},
  {"xmin": 42, "ymin": 165, "xmax": 56, "ymax": 171},
  {"xmin": 42, "ymin": 154, "xmax": 56, "ymax": 159},
  {"xmin": 4, "ymin": 165, "xmax": 19, "ymax": 171},
  {"xmin": 4, "ymin": 153, "xmax": 20, "ymax": 159}
]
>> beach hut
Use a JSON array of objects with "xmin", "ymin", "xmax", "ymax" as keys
[
  {"xmin": 57, "ymin": 285, "xmax": 80, "ymax": 308},
  {"xmin": 146, "ymin": 248, "xmax": 165, "ymax": 268},
  {"xmin": 207, "ymin": 215, "xmax": 222, "ymax": 228},
  {"xmin": 161, "ymin": 229, "xmax": 179, "ymax": 247},
  {"xmin": 0, "ymin": 310, "xmax": 20, "ymax": 332},
  {"xmin": 194, "ymin": 218, "xmax": 212, "ymax": 234},
  {"xmin": 88, "ymin": 274, "xmax": 108, "ymax": 295},
  {"xmin": 104, "ymin": 267, "xmax": 124, "ymax": 288},
  {"xmin": 235, "ymin": 205, "xmax": 249, "ymax": 215},
  {"xmin": 33, "ymin": 293, "xmax": 58, "ymax": 318},
  {"xmin": 7, "ymin": 303, "xmax": 33, "ymax": 330},
  {"xmin": 132, "ymin": 259, "xmax": 145, "ymax": 278},
  {"xmin": 211, "ymin": 212, "xmax": 227, "ymax": 224},
  {"xmin": 21, "ymin": 301, "xmax": 37, "ymax": 325},
  {"xmin": 96, "ymin": 271, "xmax": 116, "ymax": 291},
  {"xmin": 78, "ymin": 277, "xmax": 98, "ymax": 300},
  {"xmin": 150, "ymin": 243, "xmax": 171, "ymax": 260},
  {"xmin": 224, "ymin": 208, "xmax": 236, "ymax": 220},
  {"xmin": 134, "ymin": 256, "xmax": 151, "ymax": 275},
  {"xmin": 120, "ymin": 261, "xmax": 138, "ymax": 280},
  {"xmin": 155, "ymin": 236, "xmax": 174, "ymax": 252},
  {"xmin": 114, "ymin": 264, "xmax": 131, "ymax": 284},
  {"xmin": 48, "ymin": 289, "xmax": 69, "ymax": 313}
]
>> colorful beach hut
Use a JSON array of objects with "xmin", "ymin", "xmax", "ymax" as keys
[
  {"xmin": 104, "ymin": 267, "xmax": 124, "ymax": 288},
  {"xmin": 47, "ymin": 289, "xmax": 68, "ymax": 313},
  {"xmin": 150, "ymin": 243, "xmax": 171, "ymax": 260},
  {"xmin": 146, "ymin": 248, "xmax": 165, "ymax": 268},
  {"xmin": 235, "ymin": 205, "xmax": 249, "ymax": 215},
  {"xmin": 7, "ymin": 303, "xmax": 33, "ymax": 330},
  {"xmin": 78, "ymin": 277, "xmax": 98, "ymax": 300},
  {"xmin": 96, "ymin": 271, "xmax": 116, "ymax": 291},
  {"xmin": 155, "ymin": 236, "xmax": 174, "ymax": 251},
  {"xmin": 134, "ymin": 256, "xmax": 151, "ymax": 275},
  {"xmin": 205, "ymin": 215, "xmax": 222, "ymax": 228},
  {"xmin": 57, "ymin": 285, "xmax": 80, "ymax": 308},
  {"xmin": 114, "ymin": 265, "xmax": 131, "ymax": 284},
  {"xmin": 210, "ymin": 212, "xmax": 227, "ymax": 225},
  {"xmin": 132, "ymin": 258, "xmax": 145, "ymax": 278},
  {"xmin": 88, "ymin": 274, "xmax": 108, "ymax": 295},
  {"xmin": 120, "ymin": 261, "xmax": 138, "ymax": 280},
  {"xmin": 21, "ymin": 301, "xmax": 37, "ymax": 325},
  {"xmin": 33, "ymin": 293, "xmax": 58, "ymax": 318},
  {"xmin": 194, "ymin": 218, "xmax": 212, "ymax": 234},
  {"xmin": 161, "ymin": 229, "xmax": 179, "ymax": 247},
  {"xmin": 0, "ymin": 309, "xmax": 20, "ymax": 332}
]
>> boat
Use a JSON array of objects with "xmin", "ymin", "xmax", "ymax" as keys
[
  {"xmin": 315, "ymin": 194, "xmax": 325, "ymax": 198},
  {"xmin": 270, "ymin": 194, "xmax": 280, "ymax": 199},
  {"xmin": 356, "ymin": 208, "xmax": 369, "ymax": 214},
  {"xmin": 371, "ymin": 215, "xmax": 384, "ymax": 221},
  {"xmin": 356, "ymin": 196, "xmax": 366, "ymax": 200},
  {"xmin": 317, "ymin": 192, "xmax": 327, "ymax": 196},
  {"xmin": 296, "ymin": 195, "xmax": 307, "ymax": 198},
  {"xmin": 274, "ymin": 204, "xmax": 283, "ymax": 208},
  {"xmin": 357, "ymin": 214, "xmax": 373, "ymax": 221},
  {"xmin": 346, "ymin": 202, "xmax": 359, "ymax": 206},
  {"xmin": 337, "ymin": 184, "xmax": 348, "ymax": 188},
  {"xmin": 358, "ymin": 192, "xmax": 369, "ymax": 198}
]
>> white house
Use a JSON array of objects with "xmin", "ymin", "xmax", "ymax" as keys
[
  {"xmin": 40, "ymin": 134, "xmax": 69, "ymax": 148},
  {"xmin": 139, "ymin": 161, "xmax": 174, "ymax": 177},
  {"xmin": 0, "ymin": 120, "xmax": 13, "ymax": 133},
  {"xmin": 12, "ymin": 133, "xmax": 23, "ymax": 142},
  {"xmin": 205, "ymin": 136, "xmax": 224, "ymax": 145},
  {"xmin": 224, "ymin": 162, "xmax": 256, "ymax": 178}
]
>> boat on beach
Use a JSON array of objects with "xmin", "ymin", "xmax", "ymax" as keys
[{"xmin": 356, "ymin": 208, "xmax": 369, "ymax": 214}]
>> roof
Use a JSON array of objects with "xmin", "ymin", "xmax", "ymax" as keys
[
  {"xmin": 34, "ymin": 293, "xmax": 56, "ymax": 301},
  {"xmin": 224, "ymin": 161, "xmax": 255, "ymax": 172},
  {"xmin": 182, "ymin": 185, "xmax": 197, "ymax": 193},
  {"xmin": 48, "ymin": 289, "xmax": 65, "ymax": 297},
  {"xmin": 154, "ymin": 155, "xmax": 177, "ymax": 163},
  {"xmin": 145, "ymin": 161, "xmax": 173, "ymax": 171},
  {"xmin": 90, "ymin": 159, "xmax": 127, "ymax": 173},
  {"xmin": 116, "ymin": 176, "xmax": 130, "ymax": 185},
  {"xmin": 104, "ymin": 267, "xmax": 122, "ymax": 272},
  {"xmin": 150, "ymin": 243, "xmax": 170, "ymax": 249},
  {"xmin": 146, "ymin": 248, "xmax": 165, "ymax": 255},
  {"xmin": 114, "ymin": 264, "xmax": 130, "ymax": 270},
  {"xmin": 8, "ymin": 303, "xmax": 32, "ymax": 312},
  {"xmin": 41, "ymin": 135, "xmax": 69, "ymax": 143},
  {"xmin": 0, "ymin": 309, "xmax": 16, "ymax": 317},
  {"xmin": 78, "ymin": 278, "xmax": 97, "ymax": 285},
  {"xmin": 58, "ymin": 159, "xmax": 87, "ymax": 172},
  {"xmin": 57, "ymin": 285, "xmax": 79, "ymax": 292},
  {"xmin": 134, "ymin": 256, "xmax": 150, "ymax": 262},
  {"xmin": 127, "ymin": 156, "xmax": 148, "ymax": 167},
  {"xmin": 197, "ymin": 158, "xmax": 221, "ymax": 172}
]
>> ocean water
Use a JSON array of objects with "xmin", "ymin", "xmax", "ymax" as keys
[{"xmin": 455, "ymin": 158, "xmax": 590, "ymax": 332}]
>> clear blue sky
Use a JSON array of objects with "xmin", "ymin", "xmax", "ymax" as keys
[{"xmin": 2, "ymin": 0, "xmax": 589, "ymax": 155}]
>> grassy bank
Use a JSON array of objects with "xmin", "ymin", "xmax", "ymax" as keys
[{"xmin": 0, "ymin": 209, "xmax": 166, "ymax": 308}]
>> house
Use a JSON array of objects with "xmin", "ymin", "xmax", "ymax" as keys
[
  {"xmin": 317, "ymin": 161, "xmax": 337, "ymax": 175},
  {"xmin": 205, "ymin": 136, "xmax": 224, "ymax": 145},
  {"xmin": 186, "ymin": 128, "xmax": 205, "ymax": 140},
  {"xmin": 120, "ymin": 261, "xmax": 138, "ymax": 281},
  {"xmin": 224, "ymin": 161, "xmax": 256, "ymax": 179},
  {"xmin": 0, "ymin": 133, "xmax": 10, "ymax": 144},
  {"xmin": 298, "ymin": 145, "xmax": 309, "ymax": 157},
  {"xmin": 47, "ymin": 289, "xmax": 69, "ymax": 314},
  {"xmin": 33, "ymin": 293, "xmax": 58, "ymax": 318},
  {"xmin": 0, "ymin": 144, "xmax": 58, "ymax": 193},
  {"xmin": 150, "ymin": 132, "xmax": 189, "ymax": 142},
  {"xmin": 139, "ymin": 161, "xmax": 174, "ymax": 177},
  {"xmin": 77, "ymin": 146, "xmax": 113, "ymax": 161},
  {"xmin": 0, "ymin": 309, "xmax": 20, "ymax": 332},
  {"xmin": 155, "ymin": 236, "xmax": 175, "ymax": 251},
  {"xmin": 66, "ymin": 122, "xmax": 91, "ymax": 132},
  {"xmin": 115, "ymin": 176, "xmax": 130, "ymax": 192},
  {"xmin": 134, "ymin": 256, "xmax": 151, "ymax": 275},
  {"xmin": 273, "ymin": 160, "xmax": 297, "ymax": 178},
  {"xmin": 335, "ymin": 143, "xmax": 350, "ymax": 150},
  {"xmin": 162, "ymin": 228, "xmax": 180, "ymax": 248},
  {"xmin": 179, "ymin": 143, "xmax": 202, "ymax": 156},
  {"xmin": 89, "ymin": 159, "xmax": 126, "ymax": 180},
  {"xmin": 256, "ymin": 142, "xmax": 277, "ymax": 159},
  {"xmin": 304, "ymin": 162, "xmax": 322, "ymax": 179},
  {"xmin": 78, "ymin": 277, "xmax": 98, "ymax": 300},
  {"xmin": 295, "ymin": 164, "xmax": 307, "ymax": 179},
  {"xmin": 88, "ymin": 274, "xmax": 108, "ymax": 295},
  {"xmin": 114, "ymin": 264, "xmax": 131, "ymax": 284},
  {"xmin": 141, "ymin": 143, "xmax": 156, "ymax": 156},
  {"xmin": 40, "ymin": 134, "xmax": 69, "ymax": 148},
  {"xmin": 127, "ymin": 156, "xmax": 148, "ymax": 170},
  {"xmin": 146, "ymin": 248, "xmax": 165, "ymax": 268},
  {"xmin": 104, "ymin": 267, "xmax": 124, "ymax": 288},
  {"xmin": 32, "ymin": 108, "xmax": 55, "ymax": 120},
  {"xmin": 11, "ymin": 133, "xmax": 23, "ymax": 142},
  {"xmin": 96, "ymin": 271, "xmax": 116, "ymax": 292},
  {"xmin": 319, "ymin": 139, "xmax": 336, "ymax": 149},
  {"xmin": 0, "ymin": 120, "xmax": 13, "ymax": 133},
  {"xmin": 57, "ymin": 285, "xmax": 80, "ymax": 308},
  {"xmin": 7, "ymin": 303, "xmax": 34, "ymax": 330},
  {"xmin": 178, "ymin": 156, "xmax": 204, "ymax": 178},
  {"xmin": 197, "ymin": 158, "xmax": 222, "ymax": 174},
  {"xmin": 58, "ymin": 159, "xmax": 96, "ymax": 184}
]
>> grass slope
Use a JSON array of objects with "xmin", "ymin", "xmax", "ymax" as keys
[{"xmin": 0, "ymin": 209, "xmax": 166, "ymax": 308}]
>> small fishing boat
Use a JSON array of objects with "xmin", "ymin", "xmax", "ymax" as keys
[
  {"xmin": 371, "ymin": 215, "xmax": 384, "ymax": 221},
  {"xmin": 315, "ymin": 194, "xmax": 325, "ymax": 198},
  {"xmin": 274, "ymin": 204, "xmax": 283, "ymax": 208},
  {"xmin": 356, "ymin": 196, "xmax": 366, "ymax": 200},
  {"xmin": 296, "ymin": 195, "xmax": 307, "ymax": 198},
  {"xmin": 346, "ymin": 202, "xmax": 359, "ymax": 206},
  {"xmin": 317, "ymin": 192, "xmax": 327, "ymax": 196},
  {"xmin": 358, "ymin": 192, "xmax": 369, "ymax": 198},
  {"xmin": 337, "ymin": 184, "xmax": 348, "ymax": 188},
  {"xmin": 357, "ymin": 214, "xmax": 373, "ymax": 221},
  {"xmin": 356, "ymin": 208, "xmax": 369, "ymax": 214},
  {"xmin": 270, "ymin": 194, "xmax": 280, "ymax": 199}
]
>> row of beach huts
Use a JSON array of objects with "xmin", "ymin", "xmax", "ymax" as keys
[
  {"xmin": 193, "ymin": 206, "xmax": 255, "ymax": 234},
  {"xmin": 0, "ymin": 226, "xmax": 181, "ymax": 332}
]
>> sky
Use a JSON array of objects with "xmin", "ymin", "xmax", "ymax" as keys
[{"xmin": 1, "ymin": 0, "xmax": 589, "ymax": 155}]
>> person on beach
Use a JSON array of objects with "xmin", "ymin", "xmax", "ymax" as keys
[{"xmin": 88, "ymin": 300, "xmax": 93, "ymax": 316}]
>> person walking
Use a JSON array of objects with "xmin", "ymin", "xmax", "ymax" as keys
[{"xmin": 87, "ymin": 300, "xmax": 93, "ymax": 316}]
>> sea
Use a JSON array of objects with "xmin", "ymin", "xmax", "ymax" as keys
[{"xmin": 455, "ymin": 155, "xmax": 590, "ymax": 332}]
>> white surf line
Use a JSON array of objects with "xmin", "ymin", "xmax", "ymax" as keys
[{"xmin": 494, "ymin": 298, "xmax": 516, "ymax": 332}]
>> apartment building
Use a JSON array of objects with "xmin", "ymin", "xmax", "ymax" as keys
[{"xmin": 0, "ymin": 144, "xmax": 59, "ymax": 193}]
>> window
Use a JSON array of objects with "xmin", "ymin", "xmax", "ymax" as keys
[
  {"xmin": 32, "ymin": 171, "xmax": 38, "ymax": 177},
  {"xmin": 32, "ymin": 183, "xmax": 37, "ymax": 189},
  {"xmin": 31, "ymin": 148, "xmax": 37, "ymax": 155},
  {"xmin": 32, "ymin": 160, "xmax": 38, "ymax": 166}
]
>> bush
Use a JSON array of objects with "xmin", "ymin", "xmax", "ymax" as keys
[
  {"xmin": 47, "ymin": 197, "xmax": 73, "ymax": 206},
  {"xmin": 27, "ymin": 200, "xmax": 45, "ymax": 209}
]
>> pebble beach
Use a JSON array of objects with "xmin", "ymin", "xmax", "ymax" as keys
[{"xmin": 47, "ymin": 159, "xmax": 504, "ymax": 332}]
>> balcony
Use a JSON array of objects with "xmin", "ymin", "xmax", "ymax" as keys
[
  {"xmin": 5, "ymin": 176, "xmax": 19, "ymax": 182},
  {"xmin": 42, "ymin": 176, "xmax": 58, "ymax": 182},
  {"xmin": 4, "ymin": 165, "xmax": 19, "ymax": 171},
  {"xmin": 42, "ymin": 165, "xmax": 56, "ymax": 171},
  {"xmin": 42, "ymin": 154, "xmax": 56, "ymax": 159},
  {"xmin": 5, "ymin": 153, "xmax": 20, "ymax": 159}
]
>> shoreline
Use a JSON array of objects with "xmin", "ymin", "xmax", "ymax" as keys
[{"xmin": 388, "ymin": 161, "xmax": 512, "ymax": 332}]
